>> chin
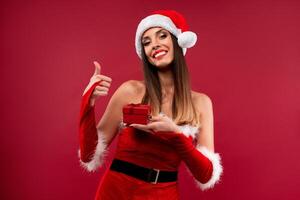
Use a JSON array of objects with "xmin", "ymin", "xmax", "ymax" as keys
[
  {"xmin": 157, "ymin": 63, "xmax": 171, "ymax": 68},
  {"xmin": 150, "ymin": 59, "xmax": 173, "ymax": 68},
  {"xmin": 152, "ymin": 63, "xmax": 171, "ymax": 70}
]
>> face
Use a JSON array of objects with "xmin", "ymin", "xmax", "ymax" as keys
[{"xmin": 141, "ymin": 27, "xmax": 174, "ymax": 68}]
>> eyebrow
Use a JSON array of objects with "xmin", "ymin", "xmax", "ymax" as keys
[{"xmin": 142, "ymin": 29, "xmax": 166, "ymax": 41}]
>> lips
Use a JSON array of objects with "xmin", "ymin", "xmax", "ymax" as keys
[{"xmin": 152, "ymin": 50, "xmax": 168, "ymax": 59}]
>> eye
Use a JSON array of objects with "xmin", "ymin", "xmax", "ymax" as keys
[
  {"xmin": 142, "ymin": 41, "xmax": 150, "ymax": 46},
  {"xmin": 160, "ymin": 34, "xmax": 167, "ymax": 39}
]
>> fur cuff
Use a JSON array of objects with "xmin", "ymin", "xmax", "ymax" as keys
[
  {"xmin": 78, "ymin": 131, "xmax": 107, "ymax": 172},
  {"xmin": 196, "ymin": 145, "xmax": 223, "ymax": 191}
]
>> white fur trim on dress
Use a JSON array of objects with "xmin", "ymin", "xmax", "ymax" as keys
[
  {"xmin": 157, "ymin": 112, "xmax": 200, "ymax": 140},
  {"xmin": 78, "ymin": 130, "xmax": 108, "ymax": 172},
  {"xmin": 178, "ymin": 124, "xmax": 199, "ymax": 139},
  {"xmin": 195, "ymin": 145, "xmax": 223, "ymax": 190}
]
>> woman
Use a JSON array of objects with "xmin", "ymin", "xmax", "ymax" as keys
[{"xmin": 79, "ymin": 10, "xmax": 223, "ymax": 200}]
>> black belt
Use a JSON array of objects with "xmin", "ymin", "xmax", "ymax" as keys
[{"xmin": 110, "ymin": 159, "xmax": 178, "ymax": 184}]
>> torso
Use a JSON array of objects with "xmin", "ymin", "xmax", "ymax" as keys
[
  {"xmin": 115, "ymin": 80, "xmax": 203, "ymax": 170},
  {"xmin": 125, "ymin": 80, "xmax": 205, "ymax": 120}
]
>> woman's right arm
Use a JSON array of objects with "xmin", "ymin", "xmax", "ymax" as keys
[{"xmin": 78, "ymin": 61, "xmax": 134, "ymax": 172}]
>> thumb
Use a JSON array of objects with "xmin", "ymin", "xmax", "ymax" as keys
[{"xmin": 93, "ymin": 61, "xmax": 101, "ymax": 75}]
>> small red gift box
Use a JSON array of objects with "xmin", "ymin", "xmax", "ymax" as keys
[{"xmin": 123, "ymin": 103, "xmax": 151, "ymax": 125}]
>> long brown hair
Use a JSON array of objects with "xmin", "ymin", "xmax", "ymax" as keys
[{"xmin": 141, "ymin": 34, "xmax": 200, "ymax": 127}]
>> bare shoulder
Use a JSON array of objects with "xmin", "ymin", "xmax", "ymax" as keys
[
  {"xmin": 114, "ymin": 80, "xmax": 145, "ymax": 103},
  {"xmin": 118, "ymin": 80, "xmax": 144, "ymax": 94},
  {"xmin": 191, "ymin": 90, "xmax": 213, "ymax": 113}
]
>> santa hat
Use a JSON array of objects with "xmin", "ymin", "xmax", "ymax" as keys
[{"xmin": 135, "ymin": 10, "xmax": 197, "ymax": 59}]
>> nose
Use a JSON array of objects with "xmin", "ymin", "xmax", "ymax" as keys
[
  {"xmin": 151, "ymin": 37, "xmax": 160, "ymax": 50},
  {"xmin": 152, "ymin": 44, "xmax": 160, "ymax": 51}
]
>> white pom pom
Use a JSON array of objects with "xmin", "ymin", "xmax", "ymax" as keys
[{"xmin": 178, "ymin": 31, "xmax": 197, "ymax": 48}]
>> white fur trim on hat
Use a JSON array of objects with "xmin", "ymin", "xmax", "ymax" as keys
[
  {"xmin": 178, "ymin": 31, "xmax": 197, "ymax": 48},
  {"xmin": 78, "ymin": 130, "xmax": 108, "ymax": 172},
  {"xmin": 135, "ymin": 14, "xmax": 196, "ymax": 59},
  {"xmin": 195, "ymin": 145, "xmax": 223, "ymax": 190}
]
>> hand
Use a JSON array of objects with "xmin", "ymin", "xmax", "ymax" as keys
[
  {"xmin": 83, "ymin": 61, "xmax": 112, "ymax": 106},
  {"xmin": 129, "ymin": 113, "xmax": 181, "ymax": 134}
]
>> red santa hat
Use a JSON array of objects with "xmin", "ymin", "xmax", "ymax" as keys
[{"xmin": 135, "ymin": 10, "xmax": 197, "ymax": 59}]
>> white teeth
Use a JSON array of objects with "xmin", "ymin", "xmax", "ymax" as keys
[{"xmin": 154, "ymin": 51, "xmax": 167, "ymax": 58}]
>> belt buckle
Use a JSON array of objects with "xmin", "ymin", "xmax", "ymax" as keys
[{"xmin": 150, "ymin": 168, "xmax": 160, "ymax": 184}]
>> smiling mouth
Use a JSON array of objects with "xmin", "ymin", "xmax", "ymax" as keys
[{"xmin": 153, "ymin": 51, "xmax": 167, "ymax": 59}]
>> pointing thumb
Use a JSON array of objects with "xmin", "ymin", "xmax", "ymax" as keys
[{"xmin": 93, "ymin": 61, "xmax": 101, "ymax": 75}]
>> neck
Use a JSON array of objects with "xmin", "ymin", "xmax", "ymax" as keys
[{"xmin": 157, "ymin": 68, "xmax": 174, "ymax": 96}]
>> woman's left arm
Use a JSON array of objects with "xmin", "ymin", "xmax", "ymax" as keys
[
  {"xmin": 197, "ymin": 94, "xmax": 215, "ymax": 151},
  {"xmin": 190, "ymin": 94, "xmax": 223, "ymax": 190},
  {"xmin": 165, "ymin": 94, "xmax": 223, "ymax": 191}
]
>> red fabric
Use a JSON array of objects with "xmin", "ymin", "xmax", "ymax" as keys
[
  {"xmin": 154, "ymin": 132, "xmax": 213, "ymax": 184},
  {"xmin": 94, "ymin": 126, "xmax": 212, "ymax": 198},
  {"xmin": 123, "ymin": 104, "xmax": 151, "ymax": 125},
  {"xmin": 96, "ymin": 170, "xmax": 179, "ymax": 200},
  {"xmin": 152, "ymin": 10, "xmax": 189, "ymax": 31},
  {"xmin": 114, "ymin": 127, "xmax": 181, "ymax": 171},
  {"xmin": 79, "ymin": 86, "xmax": 213, "ymax": 196},
  {"xmin": 79, "ymin": 81, "xmax": 101, "ymax": 162},
  {"xmin": 95, "ymin": 127, "xmax": 182, "ymax": 199}
]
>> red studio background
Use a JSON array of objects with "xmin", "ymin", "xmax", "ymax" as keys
[{"xmin": 1, "ymin": 0, "xmax": 299, "ymax": 199}]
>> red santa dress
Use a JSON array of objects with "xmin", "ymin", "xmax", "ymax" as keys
[{"xmin": 79, "ymin": 82, "xmax": 223, "ymax": 200}]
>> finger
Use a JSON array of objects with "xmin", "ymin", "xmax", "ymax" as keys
[
  {"xmin": 95, "ymin": 86, "xmax": 109, "ymax": 92},
  {"xmin": 146, "ymin": 122, "xmax": 161, "ymax": 131},
  {"xmin": 93, "ymin": 61, "xmax": 101, "ymax": 76},
  {"xmin": 94, "ymin": 75, "xmax": 112, "ymax": 83},
  {"xmin": 93, "ymin": 90, "xmax": 108, "ymax": 96},
  {"xmin": 129, "ymin": 124, "xmax": 137, "ymax": 128},
  {"xmin": 129, "ymin": 124, "xmax": 148, "ymax": 129},
  {"xmin": 150, "ymin": 115, "xmax": 164, "ymax": 121},
  {"xmin": 99, "ymin": 81, "xmax": 111, "ymax": 88}
]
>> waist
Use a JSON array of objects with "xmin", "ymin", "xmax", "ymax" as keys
[{"xmin": 109, "ymin": 159, "xmax": 178, "ymax": 184}]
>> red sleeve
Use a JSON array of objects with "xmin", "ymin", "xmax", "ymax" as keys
[
  {"xmin": 154, "ymin": 131, "xmax": 223, "ymax": 190},
  {"xmin": 78, "ymin": 81, "xmax": 107, "ymax": 172}
]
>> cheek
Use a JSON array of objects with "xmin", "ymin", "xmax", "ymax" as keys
[
  {"xmin": 167, "ymin": 45, "xmax": 174, "ymax": 61},
  {"xmin": 166, "ymin": 39, "xmax": 174, "ymax": 58},
  {"xmin": 144, "ymin": 47, "xmax": 152, "ymax": 59},
  {"xmin": 169, "ymin": 46, "xmax": 174, "ymax": 57}
]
